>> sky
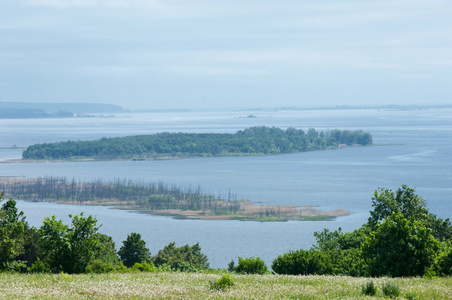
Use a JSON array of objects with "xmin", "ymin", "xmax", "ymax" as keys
[{"xmin": 1, "ymin": 0, "xmax": 452, "ymax": 110}]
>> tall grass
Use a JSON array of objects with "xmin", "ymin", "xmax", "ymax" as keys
[{"xmin": 0, "ymin": 272, "xmax": 451, "ymax": 299}]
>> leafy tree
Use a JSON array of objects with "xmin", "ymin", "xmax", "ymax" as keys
[
  {"xmin": 153, "ymin": 242, "xmax": 209, "ymax": 271},
  {"xmin": 435, "ymin": 241, "xmax": 452, "ymax": 276},
  {"xmin": 0, "ymin": 193, "xmax": 26, "ymax": 271},
  {"xmin": 39, "ymin": 213, "xmax": 101, "ymax": 273},
  {"xmin": 39, "ymin": 216, "xmax": 69, "ymax": 272},
  {"xmin": 93, "ymin": 233, "xmax": 120, "ymax": 266},
  {"xmin": 118, "ymin": 232, "xmax": 151, "ymax": 268},
  {"xmin": 274, "ymin": 185, "xmax": 448, "ymax": 277},
  {"xmin": 17, "ymin": 225, "xmax": 41, "ymax": 271},
  {"xmin": 368, "ymin": 185, "xmax": 452, "ymax": 241},
  {"xmin": 368, "ymin": 185, "xmax": 429, "ymax": 227},
  {"xmin": 362, "ymin": 212, "xmax": 439, "ymax": 277}
]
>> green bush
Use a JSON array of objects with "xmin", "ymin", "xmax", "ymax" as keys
[
  {"xmin": 382, "ymin": 281, "xmax": 400, "ymax": 298},
  {"xmin": 235, "ymin": 257, "xmax": 268, "ymax": 274},
  {"xmin": 361, "ymin": 280, "xmax": 377, "ymax": 296},
  {"xmin": 153, "ymin": 242, "xmax": 209, "ymax": 271},
  {"xmin": 405, "ymin": 292, "xmax": 419, "ymax": 300},
  {"xmin": 271, "ymin": 249, "xmax": 329, "ymax": 275},
  {"xmin": 210, "ymin": 273, "xmax": 234, "ymax": 290},
  {"xmin": 132, "ymin": 262, "xmax": 155, "ymax": 272},
  {"xmin": 27, "ymin": 258, "xmax": 50, "ymax": 273},
  {"xmin": 85, "ymin": 259, "xmax": 115, "ymax": 274}
]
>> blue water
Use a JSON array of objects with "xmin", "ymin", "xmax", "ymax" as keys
[{"xmin": 1, "ymin": 109, "xmax": 452, "ymax": 268}]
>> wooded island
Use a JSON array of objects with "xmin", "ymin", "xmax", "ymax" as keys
[{"xmin": 22, "ymin": 126, "xmax": 372, "ymax": 160}]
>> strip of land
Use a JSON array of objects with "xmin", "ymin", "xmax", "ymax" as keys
[{"xmin": 0, "ymin": 177, "xmax": 349, "ymax": 222}]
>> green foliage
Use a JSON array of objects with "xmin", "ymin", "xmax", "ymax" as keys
[
  {"xmin": 39, "ymin": 213, "xmax": 101, "ymax": 273},
  {"xmin": 368, "ymin": 185, "xmax": 428, "ymax": 227},
  {"xmin": 17, "ymin": 225, "xmax": 42, "ymax": 271},
  {"xmin": 382, "ymin": 281, "xmax": 400, "ymax": 298},
  {"xmin": 0, "ymin": 193, "xmax": 26, "ymax": 271},
  {"xmin": 434, "ymin": 241, "xmax": 452, "ymax": 276},
  {"xmin": 405, "ymin": 292, "xmax": 420, "ymax": 300},
  {"xmin": 275, "ymin": 185, "xmax": 451, "ymax": 278},
  {"xmin": 227, "ymin": 259, "xmax": 235, "ymax": 272},
  {"xmin": 361, "ymin": 280, "xmax": 377, "ymax": 296},
  {"xmin": 22, "ymin": 126, "xmax": 373, "ymax": 160},
  {"xmin": 132, "ymin": 262, "xmax": 155, "ymax": 272},
  {"xmin": 118, "ymin": 232, "xmax": 151, "ymax": 268},
  {"xmin": 362, "ymin": 212, "xmax": 439, "ymax": 277},
  {"xmin": 234, "ymin": 257, "xmax": 268, "ymax": 274},
  {"xmin": 272, "ymin": 249, "xmax": 330, "ymax": 275},
  {"xmin": 153, "ymin": 242, "xmax": 209, "ymax": 271},
  {"xmin": 368, "ymin": 185, "xmax": 452, "ymax": 241},
  {"xmin": 85, "ymin": 259, "xmax": 116, "ymax": 273},
  {"xmin": 210, "ymin": 273, "xmax": 235, "ymax": 290},
  {"xmin": 93, "ymin": 233, "xmax": 119, "ymax": 266},
  {"xmin": 27, "ymin": 257, "xmax": 50, "ymax": 273},
  {"xmin": 329, "ymin": 248, "xmax": 368, "ymax": 277}
]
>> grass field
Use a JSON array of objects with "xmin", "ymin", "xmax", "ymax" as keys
[{"xmin": 1, "ymin": 272, "xmax": 451, "ymax": 299}]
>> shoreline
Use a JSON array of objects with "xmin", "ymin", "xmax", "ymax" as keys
[{"xmin": 0, "ymin": 144, "xmax": 376, "ymax": 164}]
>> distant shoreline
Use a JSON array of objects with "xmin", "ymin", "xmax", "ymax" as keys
[{"xmin": 1, "ymin": 144, "xmax": 370, "ymax": 164}]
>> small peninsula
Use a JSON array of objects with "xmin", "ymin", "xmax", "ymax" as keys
[{"xmin": 22, "ymin": 126, "xmax": 372, "ymax": 161}]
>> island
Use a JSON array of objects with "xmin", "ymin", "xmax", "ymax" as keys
[
  {"xmin": 0, "ymin": 177, "xmax": 349, "ymax": 222},
  {"xmin": 22, "ymin": 126, "xmax": 372, "ymax": 161}
]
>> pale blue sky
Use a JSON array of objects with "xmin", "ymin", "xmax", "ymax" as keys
[{"xmin": 1, "ymin": 0, "xmax": 451, "ymax": 110}]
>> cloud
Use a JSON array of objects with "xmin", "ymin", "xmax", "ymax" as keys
[
  {"xmin": 169, "ymin": 65, "xmax": 268, "ymax": 76},
  {"xmin": 23, "ymin": 0, "xmax": 167, "ymax": 9},
  {"xmin": 76, "ymin": 65, "xmax": 144, "ymax": 77}
]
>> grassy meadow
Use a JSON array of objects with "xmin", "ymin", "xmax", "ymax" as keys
[{"xmin": 1, "ymin": 272, "xmax": 451, "ymax": 299}]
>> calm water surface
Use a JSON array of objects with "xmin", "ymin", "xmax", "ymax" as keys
[{"xmin": 2, "ymin": 109, "xmax": 452, "ymax": 268}]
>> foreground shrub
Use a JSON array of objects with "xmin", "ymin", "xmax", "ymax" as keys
[
  {"xmin": 405, "ymin": 292, "xmax": 419, "ymax": 300},
  {"xmin": 132, "ymin": 262, "xmax": 155, "ymax": 272},
  {"xmin": 153, "ymin": 242, "xmax": 209, "ymax": 271},
  {"xmin": 85, "ymin": 259, "xmax": 115, "ymax": 273},
  {"xmin": 28, "ymin": 258, "xmax": 50, "ymax": 273},
  {"xmin": 382, "ymin": 281, "xmax": 400, "ymax": 298},
  {"xmin": 361, "ymin": 280, "xmax": 377, "ymax": 296},
  {"xmin": 272, "ymin": 249, "xmax": 329, "ymax": 275},
  {"xmin": 235, "ymin": 257, "xmax": 268, "ymax": 274},
  {"xmin": 210, "ymin": 273, "xmax": 234, "ymax": 290}
]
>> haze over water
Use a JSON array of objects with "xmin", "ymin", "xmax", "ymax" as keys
[{"xmin": 1, "ymin": 108, "xmax": 451, "ymax": 268}]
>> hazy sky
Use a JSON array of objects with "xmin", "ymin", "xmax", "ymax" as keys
[{"xmin": 1, "ymin": 0, "xmax": 451, "ymax": 110}]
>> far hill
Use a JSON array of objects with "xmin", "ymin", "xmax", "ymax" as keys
[{"xmin": 0, "ymin": 102, "xmax": 124, "ymax": 118}]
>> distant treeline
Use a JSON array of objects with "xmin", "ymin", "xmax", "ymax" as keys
[
  {"xmin": 0, "ymin": 177, "xmax": 346, "ymax": 221},
  {"xmin": 0, "ymin": 177, "xmax": 239, "ymax": 215},
  {"xmin": 22, "ymin": 126, "xmax": 372, "ymax": 160}
]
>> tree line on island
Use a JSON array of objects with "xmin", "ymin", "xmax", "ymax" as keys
[
  {"xmin": 1, "ymin": 185, "xmax": 452, "ymax": 278},
  {"xmin": 22, "ymin": 126, "xmax": 373, "ymax": 160},
  {"xmin": 0, "ymin": 177, "xmax": 347, "ymax": 221}
]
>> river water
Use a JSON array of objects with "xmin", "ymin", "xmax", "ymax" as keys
[{"xmin": 1, "ymin": 109, "xmax": 451, "ymax": 268}]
